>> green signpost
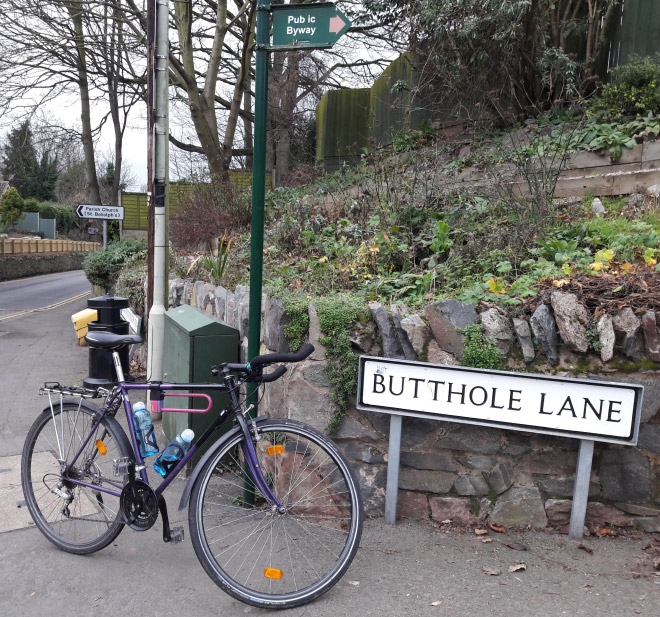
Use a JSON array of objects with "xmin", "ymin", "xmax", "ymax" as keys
[
  {"xmin": 248, "ymin": 1, "xmax": 351, "ymax": 411},
  {"xmin": 271, "ymin": 2, "xmax": 351, "ymax": 49}
]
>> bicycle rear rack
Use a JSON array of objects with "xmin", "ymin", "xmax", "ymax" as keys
[{"xmin": 39, "ymin": 382, "xmax": 105, "ymax": 399}]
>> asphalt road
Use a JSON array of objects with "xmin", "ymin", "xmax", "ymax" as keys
[
  {"xmin": 0, "ymin": 270, "xmax": 90, "ymax": 316},
  {"xmin": 0, "ymin": 271, "xmax": 91, "ymax": 456}
]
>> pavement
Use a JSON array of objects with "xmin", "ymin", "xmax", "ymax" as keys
[{"xmin": 1, "ymin": 281, "xmax": 660, "ymax": 616}]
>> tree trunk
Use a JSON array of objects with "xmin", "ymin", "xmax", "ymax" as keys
[{"xmin": 67, "ymin": 1, "xmax": 101, "ymax": 204}]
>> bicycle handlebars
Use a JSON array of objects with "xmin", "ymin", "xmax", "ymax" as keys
[
  {"xmin": 214, "ymin": 344, "xmax": 315, "ymax": 383},
  {"xmin": 248, "ymin": 343, "xmax": 314, "ymax": 369}
]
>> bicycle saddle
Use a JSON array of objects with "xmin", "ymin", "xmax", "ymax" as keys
[{"xmin": 85, "ymin": 331, "xmax": 143, "ymax": 350}]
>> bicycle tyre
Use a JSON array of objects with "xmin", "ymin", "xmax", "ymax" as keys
[
  {"xmin": 21, "ymin": 400, "xmax": 132, "ymax": 554},
  {"xmin": 189, "ymin": 418, "xmax": 363, "ymax": 609}
]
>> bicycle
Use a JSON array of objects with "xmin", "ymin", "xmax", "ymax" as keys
[{"xmin": 21, "ymin": 331, "xmax": 363, "ymax": 609}]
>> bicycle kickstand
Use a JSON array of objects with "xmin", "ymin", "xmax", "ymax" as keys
[{"xmin": 157, "ymin": 495, "xmax": 185, "ymax": 544}]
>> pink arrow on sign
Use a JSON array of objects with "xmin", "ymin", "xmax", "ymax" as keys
[{"xmin": 329, "ymin": 15, "xmax": 347, "ymax": 34}]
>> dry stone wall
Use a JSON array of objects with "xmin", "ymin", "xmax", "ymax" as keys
[{"xmin": 168, "ymin": 278, "xmax": 660, "ymax": 533}]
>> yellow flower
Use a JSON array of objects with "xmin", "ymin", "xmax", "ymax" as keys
[{"xmin": 319, "ymin": 256, "xmax": 329, "ymax": 263}]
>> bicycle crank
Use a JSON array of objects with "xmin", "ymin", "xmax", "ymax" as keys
[{"xmin": 120, "ymin": 480, "xmax": 159, "ymax": 531}]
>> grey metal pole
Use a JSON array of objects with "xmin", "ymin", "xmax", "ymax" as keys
[
  {"xmin": 147, "ymin": 0, "xmax": 168, "ymax": 384},
  {"xmin": 385, "ymin": 414, "xmax": 403, "ymax": 524},
  {"xmin": 569, "ymin": 439, "xmax": 595, "ymax": 539}
]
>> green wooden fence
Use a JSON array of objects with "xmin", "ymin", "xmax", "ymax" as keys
[
  {"xmin": 120, "ymin": 173, "xmax": 270, "ymax": 231},
  {"xmin": 608, "ymin": 0, "xmax": 660, "ymax": 69}
]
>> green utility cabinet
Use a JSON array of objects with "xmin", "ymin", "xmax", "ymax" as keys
[{"xmin": 162, "ymin": 305, "xmax": 240, "ymax": 471}]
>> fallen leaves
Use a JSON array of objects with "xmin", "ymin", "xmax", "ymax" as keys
[
  {"xmin": 578, "ymin": 544, "xmax": 593, "ymax": 555},
  {"xmin": 474, "ymin": 528, "xmax": 489, "ymax": 536},
  {"xmin": 483, "ymin": 567, "xmax": 502, "ymax": 576},
  {"xmin": 508, "ymin": 563, "xmax": 527, "ymax": 573},
  {"xmin": 499, "ymin": 540, "xmax": 528, "ymax": 551},
  {"xmin": 488, "ymin": 522, "xmax": 507, "ymax": 534}
]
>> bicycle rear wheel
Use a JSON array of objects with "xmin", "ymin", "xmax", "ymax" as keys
[
  {"xmin": 21, "ymin": 400, "xmax": 131, "ymax": 554},
  {"xmin": 189, "ymin": 419, "xmax": 363, "ymax": 609}
]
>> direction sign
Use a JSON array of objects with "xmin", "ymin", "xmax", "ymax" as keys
[
  {"xmin": 271, "ymin": 2, "xmax": 351, "ymax": 50},
  {"xmin": 76, "ymin": 204, "xmax": 124, "ymax": 220}
]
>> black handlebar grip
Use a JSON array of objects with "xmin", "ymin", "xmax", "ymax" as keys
[
  {"xmin": 260, "ymin": 365, "xmax": 287, "ymax": 383},
  {"xmin": 249, "ymin": 343, "xmax": 315, "ymax": 369}
]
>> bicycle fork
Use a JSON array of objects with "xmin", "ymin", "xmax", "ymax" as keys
[{"xmin": 225, "ymin": 377, "xmax": 285, "ymax": 514}]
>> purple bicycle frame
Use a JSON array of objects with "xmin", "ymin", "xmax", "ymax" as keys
[{"xmin": 62, "ymin": 379, "xmax": 283, "ymax": 510}]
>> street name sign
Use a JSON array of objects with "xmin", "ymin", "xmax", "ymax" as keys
[
  {"xmin": 359, "ymin": 356, "xmax": 644, "ymax": 534},
  {"xmin": 271, "ymin": 2, "xmax": 351, "ymax": 49},
  {"xmin": 76, "ymin": 204, "xmax": 125, "ymax": 220},
  {"xmin": 358, "ymin": 356, "xmax": 643, "ymax": 445}
]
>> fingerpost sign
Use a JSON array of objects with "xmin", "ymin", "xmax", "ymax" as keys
[
  {"xmin": 75, "ymin": 204, "xmax": 125, "ymax": 221},
  {"xmin": 270, "ymin": 2, "xmax": 351, "ymax": 49}
]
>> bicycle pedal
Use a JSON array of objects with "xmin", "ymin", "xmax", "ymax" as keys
[
  {"xmin": 113, "ymin": 457, "xmax": 133, "ymax": 476},
  {"xmin": 169, "ymin": 526, "xmax": 185, "ymax": 544}
]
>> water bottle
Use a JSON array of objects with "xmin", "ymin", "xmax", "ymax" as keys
[
  {"xmin": 133, "ymin": 401, "xmax": 159, "ymax": 458},
  {"xmin": 153, "ymin": 429, "xmax": 195, "ymax": 477}
]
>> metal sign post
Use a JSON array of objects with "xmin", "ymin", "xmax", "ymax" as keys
[{"xmin": 247, "ymin": 1, "xmax": 351, "ymax": 374}]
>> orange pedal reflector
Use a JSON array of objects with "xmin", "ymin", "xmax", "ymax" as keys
[
  {"xmin": 267, "ymin": 445, "xmax": 284, "ymax": 456},
  {"xmin": 96, "ymin": 440, "xmax": 107, "ymax": 455},
  {"xmin": 264, "ymin": 568, "xmax": 283, "ymax": 580}
]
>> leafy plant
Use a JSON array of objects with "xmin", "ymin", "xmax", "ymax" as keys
[
  {"xmin": 83, "ymin": 238, "xmax": 148, "ymax": 291},
  {"xmin": 460, "ymin": 323, "xmax": 504, "ymax": 370},
  {"xmin": 590, "ymin": 54, "xmax": 660, "ymax": 119},
  {"xmin": 281, "ymin": 295, "xmax": 311, "ymax": 352},
  {"xmin": 315, "ymin": 295, "xmax": 370, "ymax": 434},
  {"xmin": 0, "ymin": 187, "xmax": 24, "ymax": 228},
  {"xmin": 187, "ymin": 234, "xmax": 232, "ymax": 284}
]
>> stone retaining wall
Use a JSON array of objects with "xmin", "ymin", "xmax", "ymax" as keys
[
  {"xmin": 168, "ymin": 278, "xmax": 660, "ymax": 533},
  {"xmin": 0, "ymin": 253, "xmax": 88, "ymax": 281}
]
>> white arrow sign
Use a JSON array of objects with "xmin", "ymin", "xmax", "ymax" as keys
[{"xmin": 76, "ymin": 204, "xmax": 125, "ymax": 220}]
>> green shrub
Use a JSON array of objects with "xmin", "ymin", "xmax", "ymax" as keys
[
  {"xmin": 0, "ymin": 187, "xmax": 24, "ymax": 227},
  {"xmin": 460, "ymin": 323, "xmax": 503, "ymax": 370},
  {"xmin": 316, "ymin": 295, "xmax": 370, "ymax": 433},
  {"xmin": 591, "ymin": 55, "xmax": 660, "ymax": 118},
  {"xmin": 83, "ymin": 238, "xmax": 148, "ymax": 291},
  {"xmin": 53, "ymin": 205, "xmax": 75, "ymax": 235},
  {"xmin": 22, "ymin": 198, "xmax": 40, "ymax": 213},
  {"xmin": 114, "ymin": 263, "xmax": 147, "ymax": 317}
]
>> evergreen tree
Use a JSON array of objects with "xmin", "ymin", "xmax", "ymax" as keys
[
  {"xmin": 1, "ymin": 121, "xmax": 58, "ymax": 200},
  {"xmin": 32, "ymin": 150, "xmax": 59, "ymax": 201},
  {"xmin": 2, "ymin": 121, "xmax": 37, "ymax": 197}
]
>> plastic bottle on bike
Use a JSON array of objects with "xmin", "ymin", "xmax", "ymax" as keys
[
  {"xmin": 153, "ymin": 429, "xmax": 194, "ymax": 476},
  {"xmin": 133, "ymin": 401, "xmax": 159, "ymax": 457}
]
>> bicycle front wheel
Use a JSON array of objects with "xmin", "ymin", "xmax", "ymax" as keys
[
  {"xmin": 21, "ymin": 400, "xmax": 132, "ymax": 554},
  {"xmin": 189, "ymin": 419, "xmax": 363, "ymax": 609}
]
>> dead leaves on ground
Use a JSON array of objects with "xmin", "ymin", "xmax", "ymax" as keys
[
  {"xmin": 483, "ymin": 566, "xmax": 502, "ymax": 576},
  {"xmin": 499, "ymin": 540, "xmax": 528, "ymax": 551},
  {"xmin": 483, "ymin": 563, "xmax": 527, "ymax": 576}
]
